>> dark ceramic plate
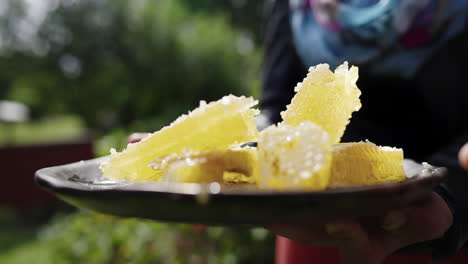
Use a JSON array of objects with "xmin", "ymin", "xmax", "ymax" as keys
[{"xmin": 35, "ymin": 157, "xmax": 447, "ymax": 225}]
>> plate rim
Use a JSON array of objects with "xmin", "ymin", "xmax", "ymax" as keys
[{"xmin": 35, "ymin": 157, "xmax": 448, "ymax": 198}]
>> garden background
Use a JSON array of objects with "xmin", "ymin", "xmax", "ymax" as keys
[{"xmin": 0, "ymin": 0, "xmax": 276, "ymax": 263}]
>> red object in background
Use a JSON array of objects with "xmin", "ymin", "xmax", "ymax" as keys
[
  {"xmin": 276, "ymin": 236, "xmax": 468, "ymax": 264},
  {"xmin": 0, "ymin": 139, "xmax": 94, "ymax": 208},
  {"xmin": 276, "ymin": 237, "xmax": 342, "ymax": 264}
]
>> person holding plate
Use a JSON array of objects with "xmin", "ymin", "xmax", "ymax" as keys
[{"xmin": 260, "ymin": 0, "xmax": 468, "ymax": 263}]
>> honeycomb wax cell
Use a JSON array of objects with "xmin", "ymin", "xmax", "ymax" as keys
[
  {"xmin": 258, "ymin": 121, "xmax": 331, "ymax": 190},
  {"xmin": 100, "ymin": 95, "xmax": 260, "ymax": 181},
  {"xmin": 330, "ymin": 141, "xmax": 406, "ymax": 187},
  {"xmin": 158, "ymin": 147, "xmax": 259, "ymax": 184},
  {"xmin": 281, "ymin": 62, "xmax": 361, "ymax": 144}
]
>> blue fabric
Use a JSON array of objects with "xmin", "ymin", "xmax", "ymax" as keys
[{"xmin": 290, "ymin": 0, "xmax": 468, "ymax": 78}]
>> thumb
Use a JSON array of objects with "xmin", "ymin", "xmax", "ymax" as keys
[
  {"xmin": 459, "ymin": 143, "xmax": 468, "ymax": 170},
  {"xmin": 376, "ymin": 193, "xmax": 452, "ymax": 255}
]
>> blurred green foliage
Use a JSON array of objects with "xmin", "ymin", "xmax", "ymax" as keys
[
  {"xmin": 185, "ymin": 0, "xmax": 266, "ymax": 44},
  {"xmin": 0, "ymin": 211, "xmax": 275, "ymax": 264},
  {"xmin": 0, "ymin": 1, "xmax": 271, "ymax": 262},
  {"xmin": 0, "ymin": 0, "xmax": 262, "ymax": 133}
]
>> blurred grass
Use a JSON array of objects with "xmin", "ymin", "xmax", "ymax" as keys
[
  {"xmin": 0, "ymin": 210, "xmax": 274, "ymax": 264},
  {"xmin": 0, "ymin": 207, "xmax": 50, "ymax": 264},
  {"xmin": 0, "ymin": 115, "xmax": 87, "ymax": 146},
  {"xmin": 0, "ymin": 240, "xmax": 52, "ymax": 264}
]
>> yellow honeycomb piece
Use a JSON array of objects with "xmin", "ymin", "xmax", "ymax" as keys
[
  {"xmin": 330, "ymin": 141, "xmax": 406, "ymax": 187},
  {"xmin": 158, "ymin": 147, "xmax": 259, "ymax": 184},
  {"xmin": 100, "ymin": 95, "xmax": 259, "ymax": 181},
  {"xmin": 281, "ymin": 62, "xmax": 361, "ymax": 144},
  {"xmin": 258, "ymin": 121, "xmax": 331, "ymax": 190}
]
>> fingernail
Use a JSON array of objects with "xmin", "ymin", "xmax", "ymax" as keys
[
  {"xmin": 325, "ymin": 223, "xmax": 345, "ymax": 235},
  {"xmin": 128, "ymin": 133, "xmax": 149, "ymax": 143},
  {"xmin": 381, "ymin": 211, "xmax": 406, "ymax": 231}
]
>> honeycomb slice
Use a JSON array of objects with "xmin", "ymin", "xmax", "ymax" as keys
[
  {"xmin": 258, "ymin": 121, "xmax": 331, "ymax": 190},
  {"xmin": 158, "ymin": 147, "xmax": 258, "ymax": 184},
  {"xmin": 330, "ymin": 141, "xmax": 406, "ymax": 187},
  {"xmin": 281, "ymin": 62, "xmax": 361, "ymax": 144},
  {"xmin": 100, "ymin": 95, "xmax": 259, "ymax": 181}
]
